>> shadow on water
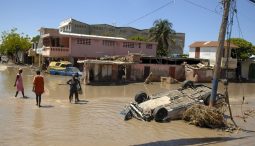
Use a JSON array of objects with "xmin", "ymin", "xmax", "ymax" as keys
[
  {"xmin": 39, "ymin": 105, "xmax": 54, "ymax": 108},
  {"xmin": 23, "ymin": 96, "xmax": 30, "ymax": 99},
  {"xmin": 135, "ymin": 136, "xmax": 251, "ymax": 146},
  {"xmin": 88, "ymin": 82, "xmax": 132, "ymax": 86},
  {"xmin": 15, "ymin": 96, "xmax": 30, "ymax": 99},
  {"xmin": 242, "ymin": 129, "xmax": 255, "ymax": 133},
  {"xmin": 74, "ymin": 100, "xmax": 89, "ymax": 105}
]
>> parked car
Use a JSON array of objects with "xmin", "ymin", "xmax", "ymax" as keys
[
  {"xmin": 47, "ymin": 61, "xmax": 72, "ymax": 72},
  {"xmin": 121, "ymin": 81, "xmax": 224, "ymax": 122},
  {"xmin": 49, "ymin": 67, "xmax": 83, "ymax": 76}
]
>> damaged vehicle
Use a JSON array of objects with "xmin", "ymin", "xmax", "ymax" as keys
[
  {"xmin": 49, "ymin": 67, "xmax": 83, "ymax": 76},
  {"xmin": 121, "ymin": 81, "xmax": 224, "ymax": 122}
]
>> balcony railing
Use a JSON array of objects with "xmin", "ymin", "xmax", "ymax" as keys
[
  {"xmin": 42, "ymin": 47, "xmax": 70, "ymax": 57},
  {"xmin": 221, "ymin": 57, "xmax": 237, "ymax": 69}
]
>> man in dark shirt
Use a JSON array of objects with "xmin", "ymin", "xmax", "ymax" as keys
[{"xmin": 67, "ymin": 74, "xmax": 81, "ymax": 103}]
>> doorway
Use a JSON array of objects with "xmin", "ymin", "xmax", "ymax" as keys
[
  {"xmin": 195, "ymin": 47, "xmax": 200, "ymax": 58},
  {"xmin": 169, "ymin": 66, "xmax": 176, "ymax": 78},
  {"xmin": 248, "ymin": 63, "xmax": 255, "ymax": 80},
  {"xmin": 144, "ymin": 66, "xmax": 150, "ymax": 79}
]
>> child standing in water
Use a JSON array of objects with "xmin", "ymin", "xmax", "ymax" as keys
[
  {"xmin": 33, "ymin": 70, "xmax": 44, "ymax": 107},
  {"xmin": 14, "ymin": 68, "xmax": 25, "ymax": 98}
]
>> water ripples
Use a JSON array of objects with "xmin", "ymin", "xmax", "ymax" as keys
[{"xmin": 1, "ymin": 67, "xmax": 255, "ymax": 145}]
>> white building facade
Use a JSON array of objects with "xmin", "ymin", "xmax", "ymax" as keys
[{"xmin": 189, "ymin": 41, "xmax": 238, "ymax": 69}]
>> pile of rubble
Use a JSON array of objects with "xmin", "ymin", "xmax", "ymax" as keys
[
  {"xmin": 185, "ymin": 63, "xmax": 213, "ymax": 70},
  {"xmin": 100, "ymin": 56, "xmax": 128, "ymax": 62},
  {"xmin": 183, "ymin": 104, "xmax": 227, "ymax": 128}
]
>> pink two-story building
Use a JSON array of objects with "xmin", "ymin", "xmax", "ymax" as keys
[{"xmin": 38, "ymin": 27, "xmax": 157, "ymax": 64}]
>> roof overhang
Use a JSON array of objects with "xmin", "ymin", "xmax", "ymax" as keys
[{"xmin": 78, "ymin": 59, "xmax": 133, "ymax": 65}]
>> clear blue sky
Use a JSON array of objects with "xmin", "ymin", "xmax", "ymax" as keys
[{"xmin": 0, "ymin": 0, "xmax": 254, "ymax": 53}]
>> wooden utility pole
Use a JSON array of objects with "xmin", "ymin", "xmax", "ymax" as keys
[{"xmin": 210, "ymin": 0, "xmax": 231, "ymax": 107}]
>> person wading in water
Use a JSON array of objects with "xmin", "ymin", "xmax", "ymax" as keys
[
  {"xmin": 14, "ymin": 68, "xmax": 25, "ymax": 98},
  {"xmin": 67, "ymin": 74, "xmax": 81, "ymax": 103},
  {"xmin": 33, "ymin": 70, "xmax": 44, "ymax": 107}
]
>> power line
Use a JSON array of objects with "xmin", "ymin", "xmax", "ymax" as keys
[
  {"xmin": 124, "ymin": 0, "xmax": 175, "ymax": 26},
  {"xmin": 183, "ymin": 0, "xmax": 244, "ymax": 39},
  {"xmin": 182, "ymin": 0, "xmax": 221, "ymax": 15},
  {"xmin": 235, "ymin": 11, "xmax": 244, "ymax": 38}
]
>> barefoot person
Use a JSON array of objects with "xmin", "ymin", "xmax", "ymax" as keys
[
  {"xmin": 33, "ymin": 70, "xmax": 44, "ymax": 107},
  {"xmin": 67, "ymin": 74, "xmax": 81, "ymax": 103},
  {"xmin": 14, "ymin": 68, "xmax": 25, "ymax": 98}
]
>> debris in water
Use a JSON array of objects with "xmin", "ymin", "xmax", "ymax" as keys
[
  {"xmin": 183, "ymin": 104, "xmax": 227, "ymax": 129},
  {"xmin": 235, "ymin": 109, "xmax": 255, "ymax": 122}
]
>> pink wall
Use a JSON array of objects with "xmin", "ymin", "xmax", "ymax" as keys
[
  {"xmin": 70, "ymin": 37, "xmax": 156, "ymax": 58},
  {"xmin": 42, "ymin": 47, "xmax": 70, "ymax": 57}
]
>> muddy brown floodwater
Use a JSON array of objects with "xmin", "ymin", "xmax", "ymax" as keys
[{"xmin": 0, "ymin": 65, "xmax": 255, "ymax": 146}]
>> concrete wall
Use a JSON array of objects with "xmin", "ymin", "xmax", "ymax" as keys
[
  {"xmin": 169, "ymin": 33, "xmax": 185, "ymax": 55},
  {"xmin": 83, "ymin": 62, "xmax": 185, "ymax": 83},
  {"xmin": 83, "ymin": 63, "xmax": 130, "ymax": 84},
  {"xmin": 40, "ymin": 28, "xmax": 59, "ymax": 36},
  {"xmin": 70, "ymin": 37, "xmax": 157, "ymax": 58},
  {"xmin": 189, "ymin": 48, "xmax": 195, "ymax": 58},
  {"xmin": 185, "ymin": 67, "xmax": 213, "ymax": 82},
  {"xmin": 221, "ymin": 69, "xmax": 236, "ymax": 80},
  {"xmin": 189, "ymin": 47, "xmax": 236, "ymax": 67},
  {"xmin": 189, "ymin": 47, "xmax": 216, "ymax": 64},
  {"xmin": 130, "ymin": 64, "xmax": 185, "ymax": 82},
  {"xmin": 241, "ymin": 60, "xmax": 255, "ymax": 80},
  {"xmin": 200, "ymin": 47, "xmax": 216, "ymax": 66}
]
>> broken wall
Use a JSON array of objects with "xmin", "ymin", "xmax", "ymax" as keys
[
  {"xmin": 130, "ymin": 64, "xmax": 185, "ymax": 82},
  {"xmin": 185, "ymin": 67, "xmax": 213, "ymax": 82}
]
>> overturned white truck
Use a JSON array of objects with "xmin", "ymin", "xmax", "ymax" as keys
[{"xmin": 121, "ymin": 81, "xmax": 224, "ymax": 122}]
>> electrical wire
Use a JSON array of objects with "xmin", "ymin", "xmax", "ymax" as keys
[
  {"xmin": 124, "ymin": 0, "xmax": 175, "ymax": 26},
  {"xmin": 226, "ymin": 0, "xmax": 247, "ymax": 123},
  {"xmin": 225, "ymin": 0, "xmax": 236, "ymax": 75},
  {"xmin": 235, "ymin": 13, "xmax": 244, "ymax": 38},
  {"xmin": 182, "ymin": 0, "xmax": 221, "ymax": 15},
  {"xmin": 236, "ymin": 0, "xmax": 255, "ymax": 24}
]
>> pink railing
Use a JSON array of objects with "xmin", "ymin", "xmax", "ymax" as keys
[{"xmin": 42, "ymin": 47, "xmax": 70, "ymax": 57}]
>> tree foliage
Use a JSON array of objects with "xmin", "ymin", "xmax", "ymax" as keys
[
  {"xmin": 229, "ymin": 38, "xmax": 255, "ymax": 60},
  {"xmin": 128, "ymin": 36, "xmax": 148, "ymax": 41},
  {"xmin": 0, "ymin": 28, "xmax": 31, "ymax": 55},
  {"xmin": 31, "ymin": 35, "xmax": 40, "ymax": 43},
  {"xmin": 149, "ymin": 19, "xmax": 175, "ymax": 57}
]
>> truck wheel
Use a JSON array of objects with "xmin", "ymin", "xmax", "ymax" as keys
[
  {"xmin": 153, "ymin": 107, "xmax": 168, "ymax": 122},
  {"xmin": 134, "ymin": 91, "xmax": 149, "ymax": 104},
  {"xmin": 182, "ymin": 80, "xmax": 194, "ymax": 89}
]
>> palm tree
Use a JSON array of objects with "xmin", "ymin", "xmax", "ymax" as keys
[{"xmin": 149, "ymin": 19, "xmax": 175, "ymax": 57}]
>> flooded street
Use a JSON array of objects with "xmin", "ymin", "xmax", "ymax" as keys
[{"xmin": 0, "ymin": 65, "xmax": 255, "ymax": 146}]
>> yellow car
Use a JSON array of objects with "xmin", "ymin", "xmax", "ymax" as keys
[{"xmin": 47, "ymin": 61, "xmax": 72, "ymax": 72}]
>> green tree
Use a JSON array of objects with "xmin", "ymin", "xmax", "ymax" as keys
[
  {"xmin": 229, "ymin": 38, "xmax": 255, "ymax": 60},
  {"xmin": 149, "ymin": 19, "xmax": 175, "ymax": 57},
  {"xmin": 31, "ymin": 35, "xmax": 40, "ymax": 43},
  {"xmin": 0, "ymin": 28, "xmax": 31, "ymax": 56}
]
